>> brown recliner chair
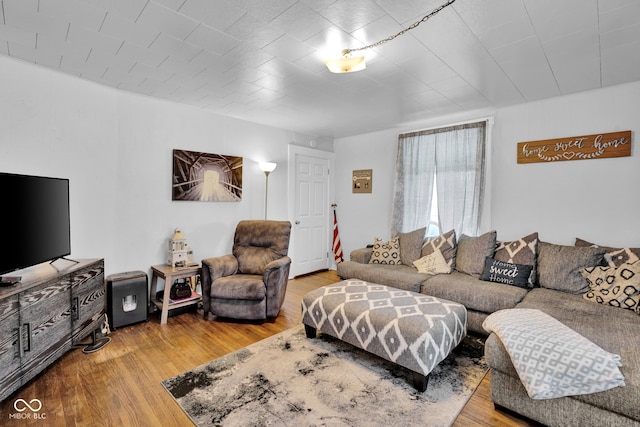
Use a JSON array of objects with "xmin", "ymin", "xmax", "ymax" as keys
[{"xmin": 201, "ymin": 220, "xmax": 292, "ymax": 320}]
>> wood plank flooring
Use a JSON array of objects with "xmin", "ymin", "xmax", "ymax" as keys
[{"xmin": 0, "ymin": 270, "xmax": 539, "ymax": 426}]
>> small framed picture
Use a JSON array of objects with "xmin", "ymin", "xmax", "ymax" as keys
[{"xmin": 352, "ymin": 169, "xmax": 372, "ymax": 193}]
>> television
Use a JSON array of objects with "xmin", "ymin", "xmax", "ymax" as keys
[{"xmin": 0, "ymin": 172, "xmax": 71, "ymax": 277}]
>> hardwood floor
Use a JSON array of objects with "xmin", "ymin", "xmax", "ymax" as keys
[{"xmin": 1, "ymin": 270, "xmax": 538, "ymax": 426}]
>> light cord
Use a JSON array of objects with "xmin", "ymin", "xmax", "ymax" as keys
[{"xmin": 342, "ymin": 0, "xmax": 456, "ymax": 56}]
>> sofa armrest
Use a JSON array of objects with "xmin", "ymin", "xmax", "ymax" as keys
[
  {"xmin": 201, "ymin": 255, "xmax": 238, "ymax": 312},
  {"xmin": 350, "ymin": 247, "xmax": 373, "ymax": 264}
]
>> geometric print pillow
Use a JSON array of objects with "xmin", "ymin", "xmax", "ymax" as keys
[
  {"xmin": 421, "ymin": 229, "xmax": 457, "ymax": 270},
  {"xmin": 575, "ymin": 237, "xmax": 640, "ymax": 268},
  {"xmin": 581, "ymin": 260, "xmax": 640, "ymax": 313},
  {"xmin": 495, "ymin": 232, "xmax": 538, "ymax": 265},
  {"xmin": 495, "ymin": 232, "xmax": 538, "ymax": 287},
  {"xmin": 369, "ymin": 237, "xmax": 402, "ymax": 265}
]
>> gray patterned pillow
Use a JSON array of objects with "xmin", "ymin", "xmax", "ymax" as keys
[
  {"xmin": 421, "ymin": 229, "xmax": 457, "ymax": 269},
  {"xmin": 575, "ymin": 238, "xmax": 640, "ymax": 268},
  {"xmin": 455, "ymin": 231, "xmax": 497, "ymax": 277},
  {"xmin": 537, "ymin": 242, "xmax": 606, "ymax": 294},
  {"xmin": 581, "ymin": 261, "xmax": 640, "ymax": 312},
  {"xmin": 397, "ymin": 227, "xmax": 426, "ymax": 266},
  {"xmin": 368, "ymin": 237, "xmax": 401, "ymax": 265},
  {"xmin": 495, "ymin": 232, "xmax": 539, "ymax": 287}
]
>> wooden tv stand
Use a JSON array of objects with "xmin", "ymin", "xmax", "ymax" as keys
[{"xmin": 0, "ymin": 258, "xmax": 105, "ymax": 402}]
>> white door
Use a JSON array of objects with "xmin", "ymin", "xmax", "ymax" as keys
[{"xmin": 288, "ymin": 146, "xmax": 333, "ymax": 277}]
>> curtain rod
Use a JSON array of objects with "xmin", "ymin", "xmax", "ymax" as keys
[{"xmin": 399, "ymin": 116, "xmax": 494, "ymax": 137}]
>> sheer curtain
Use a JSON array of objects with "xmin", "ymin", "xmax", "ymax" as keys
[{"xmin": 391, "ymin": 121, "xmax": 487, "ymax": 237}]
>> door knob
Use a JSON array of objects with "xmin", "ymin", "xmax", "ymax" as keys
[{"xmin": 295, "ymin": 220, "xmax": 300, "ymax": 224}]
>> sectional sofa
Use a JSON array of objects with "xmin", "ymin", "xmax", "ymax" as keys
[{"xmin": 336, "ymin": 229, "xmax": 640, "ymax": 427}]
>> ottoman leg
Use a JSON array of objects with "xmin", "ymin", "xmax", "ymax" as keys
[
  {"xmin": 304, "ymin": 324, "xmax": 317, "ymax": 338},
  {"xmin": 412, "ymin": 371, "xmax": 429, "ymax": 392}
]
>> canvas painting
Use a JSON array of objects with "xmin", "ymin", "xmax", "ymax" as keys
[{"xmin": 172, "ymin": 149, "xmax": 243, "ymax": 201}]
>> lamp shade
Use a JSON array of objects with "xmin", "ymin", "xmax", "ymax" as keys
[
  {"xmin": 259, "ymin": 162, "xmax": 277, "ymax": 173},
  {"xmin": 324, "ymin": 55, "xmax": 366, "ymax": 73}
]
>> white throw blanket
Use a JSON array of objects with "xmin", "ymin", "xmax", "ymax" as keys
[{"xmin": 483, "ymin": 308, "xmax": 625, "ymax": 399}]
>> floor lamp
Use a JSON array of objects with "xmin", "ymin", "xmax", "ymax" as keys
[{"xmin": 259, "ymin": 162, "xmax": 277, "ymax": 219}]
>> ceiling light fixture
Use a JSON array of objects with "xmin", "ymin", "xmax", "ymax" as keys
[{"xmin": 324, "ymin": 0, "xmax": 456, "ymax": 74}]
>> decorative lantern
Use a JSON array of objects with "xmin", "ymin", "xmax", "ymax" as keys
[{"xmin": 167, "ymin": 228, "xmax": 194, "ymax": 267}]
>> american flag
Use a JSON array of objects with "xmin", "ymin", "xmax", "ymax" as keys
[{"xmin": 332, "ymin": 208, "xmax": 344, "ymax": 263}]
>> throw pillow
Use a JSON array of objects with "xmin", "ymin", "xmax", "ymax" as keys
[
  {"xmin": 413, "ymin": 250, "xmax": 451, "ymax": 275},
  {"xmin": 537, "ymin": 242, "xmax": 606, "ymax": 295},
  {"xmin": 575, "ymin": 238, "xmax": 640, "ymax": 268},
  {"xmin": 480, "ymin": 257, "xmax": 533, "ymax": 289},
  {"xmin": 368, "ymin": 237, "xmax": 401, "ymax": 265},
  {"xmin": 495, "ymin": 232, "xmax": 539, "ymax": 287},
  {"xmin": 495, "ymin": 232, "xmax": 539, "ymax": 264},
  {"xmin": 581, "ymin": 261, "xmax": 640, "ymax": 312},
  {"xmin": 455, "ymin": 231, "xmax": 497, "ymax": 277},
  {"xmin": 398, "ymin": 227, "xmax": 426, "ymax": 266},
  {"xmin": 421, "ymin": 229, "xmax": 457, "ymax": 269}
]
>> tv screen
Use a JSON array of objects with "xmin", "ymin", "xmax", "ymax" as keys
[{"xmin": 1, "ymin": 173, "xmax": 71, "ymax": 276}]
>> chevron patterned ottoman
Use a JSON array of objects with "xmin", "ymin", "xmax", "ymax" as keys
[{"xmin": 301, "ymin": 280, "xmax": 467, "ymax": 391}]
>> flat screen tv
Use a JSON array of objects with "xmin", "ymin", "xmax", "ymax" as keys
[{"xmin": 0, "ymin": 172, "xmax": 71, "ymax": 276}]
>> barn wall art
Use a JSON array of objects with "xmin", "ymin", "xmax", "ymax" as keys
[{"xmin": 172, "ymin": 149, "xmax": 243, "ymax": 202}]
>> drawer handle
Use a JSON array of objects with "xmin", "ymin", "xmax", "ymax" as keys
[
  {"xmin": 18, "ymin": 323, "xmax": 31, "ymax": 357},
  {"xmin": 72, "ymin": 297, "xmax": 79, "ymax": 321}
]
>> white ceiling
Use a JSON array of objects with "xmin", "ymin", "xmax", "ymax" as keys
[{"xmin": 1, "ymin": 0, "xmax": 639, "ymax": 139}]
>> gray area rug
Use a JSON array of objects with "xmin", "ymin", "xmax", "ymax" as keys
[{"xmin": 162, "ymin": 325, "xmax": 488, "ymax": 426}]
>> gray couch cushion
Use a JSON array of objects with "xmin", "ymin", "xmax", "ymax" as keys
[
  {"xmin": 422, "ymin": 271, "xmax": 528, "ymax": 313},
  {"xmin": 537, "ymin": 242, "xmax": 606, "ymax": 294},
  {"xmin": 455, "ymin": 231, "xmax": 497, "ymax": 277},
  {"xmin": 398, "ymin": 227, "xmax": 426, "ymax": 265},
  {"xmin": 350, "ymin": 247, "xmax": 372, "ymax": 264},
  {"xmin": 515, "ymin": 288, "xmax": 640, "ymax": 352},
  {"xmin": 487, "ymin": 288, "xmax": 640, "ymax": 423},
  {"xmin": 336, "ymin": 261, "xmax": 427, "ymax": 293}
]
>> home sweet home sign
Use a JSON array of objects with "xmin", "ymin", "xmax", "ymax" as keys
[{"xmin": 517, "ymin": 130, "xmax": 631, "ymax": 164}]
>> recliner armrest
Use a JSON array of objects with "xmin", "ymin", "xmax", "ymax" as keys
[
  {"xmin": 201, "ymin": 255, "xmax": 238, "ymax": 313},
  {"xmin": 350, "ymin": 247, "xmax": 373, "ymax": 264},
  {"xmin": 202, "ymin": 254, "xmax": 238, "ymax": 280},
  {"xmin": 263, "ymin": 256, "xmax": 291, "ymax": 281},
  {"xmin": 263, "ymin": 256, "xmax": 292, "ymax": 318}
]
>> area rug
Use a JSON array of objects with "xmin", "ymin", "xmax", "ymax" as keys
[{"xmin": 162, "ymin": 325, "xmax": 488, "ymax": 426}]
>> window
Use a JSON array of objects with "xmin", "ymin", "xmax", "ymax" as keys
[
  {"xmin": 427, "ymin": 184, "xmax": 440, "ymax": 237},
  {"xmin": 391, "ymin": 121, "xmax": 487, "ymax": 238}
]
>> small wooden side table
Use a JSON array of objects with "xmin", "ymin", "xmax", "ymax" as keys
[{"xmin": 150, "ymin": 264, "xmax": 202, "ymax": 325}]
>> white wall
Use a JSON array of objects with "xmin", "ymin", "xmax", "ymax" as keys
[
  {"xmin": 0, "ymin": 56, "xmax": 119, "ymax": 271},
  {"xmin": 492, "ymin": 83, "xmax": 640, "ymax": 246},
  {"xmin": 335, "ymin": 82, "xmax": 640, "ymax": 254},
  {"xmin": 113, "ymin": 95, "xmax": 298, "ymax": 273},
  {"xmin": 0, "ymin": 56, "xmax": 317, "ymax": 276},
  {"xmin": 333, "ymin": 128, "xmax": 399, "ymax": 250}
]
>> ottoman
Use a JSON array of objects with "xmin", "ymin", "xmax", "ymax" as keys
[{"xmin": 301, "ymin": 280, "xmax": 467, "ymax": 391}]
